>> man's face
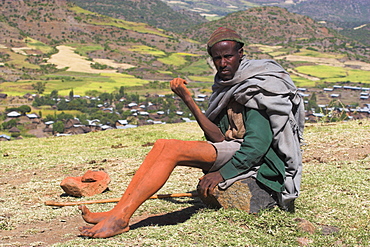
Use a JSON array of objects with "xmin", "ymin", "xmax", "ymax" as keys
[{"xmin": 210, "ymin": 40, "xmax": 243, "ymax": 81}]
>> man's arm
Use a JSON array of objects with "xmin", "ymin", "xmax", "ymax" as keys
[
  {"xmin": 170, "ymin": 78, "xmax": 225, "ymax": 143},
  {"xmin": 218, "ymin": 109, "xmax": 273, "ymax": 180}
]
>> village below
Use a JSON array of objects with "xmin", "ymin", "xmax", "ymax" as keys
[
  {"xmin": 0, "ymin": 81, "xmax": 369, "ymax": 141},
  {"xmin": 0, "ymin": 89, "xmax": 205, "ymax": 140}
]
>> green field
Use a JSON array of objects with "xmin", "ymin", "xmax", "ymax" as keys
[
  {"xmin": 35, "ymin": 106, "xmax": 83, "ymax": 118},
  {"xmin": 158, "ymin": 53, "xmax": 199, "ymax": 67},
  {"xmin": 188, "ymin": 75, "xmax": 214, "ymax": 83},
  {"xmin": 324, "ymin": 69, "xmax": 370, "ymax": 84},
  {"xmin": 295, "ymin": 65, "xmax": 347, "ymax": 79},
  {"xmin": 69, "ymin": 44, "xmax": 104, "ymax": 56},
  {"xmin": 2, "ymin": 49, "xmax": 40, "ymax": 69},
  {"xmin": 70, "ymin": 5, "xmax": 170, "ymax": 38},
  {"xmin": 0, "ymin": 72, "xmax": 150, "ymax": 96},
  {"xmin": 290, "ymin": 74, "xmax": 317, "ymax": 87},
  {"xmin": 294, "ymin": 49, "xmax": 345, "ymax": 59},
  {"xmin": 179, "ymin": 58, "xmax": 211, "ymax": 75},
  {"xmin": 24, "ymin": 37, "xmax": 54, "ymax": 54},
  {"xmin": 295, "ymin": 65, "xmax": 370, "ymax": 84},
  {"xmin": 129, "ymin": 45, "xmax": 166, "ymax": 57}
]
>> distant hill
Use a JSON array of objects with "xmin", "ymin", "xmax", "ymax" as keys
[
  {"xmin": 70, "ymin": 0, "xmax": 207, "ymax": 33},
  {"xmin": 161, "ymin": 0, "xmax": 258, "ymax": 19},
  {"xmin": 184, "ymin": 6, "xmax": 335, "ymax": 45},
  {"xmin": 0, "ymin": 0, "xmax": 204, "ymax": 82},
  {"xmin": 283, "ymin": 0, "xmax": 370, "ymax": 28},
  {"xmin": 161, "ymin": 0, "xmax": 370, "ymax": 46},
  {"xmin": 183, "ymin": 6, "xmax": 369, "ymax": 63},
  {"xmin": 161, "ymin": 0, "xmax": 370, "ymax": 26},
  {"xmin": 284, "ymin": 0, "xmax": 370, "ymax": 46}
]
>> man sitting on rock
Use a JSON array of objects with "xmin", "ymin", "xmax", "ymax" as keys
[{"xmin": 79, "ymin": 27, "xmax": 304, "ymax": 238}]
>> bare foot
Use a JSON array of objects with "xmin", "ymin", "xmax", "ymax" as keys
[
  {"xmin": 79, "ymin": 214, "xmax": 130, "ymax": 238},
  {"xmin": 79, "ymin": 205, "xmax": 111, "ymax": 224}
]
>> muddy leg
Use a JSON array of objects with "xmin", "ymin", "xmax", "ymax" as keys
[{"xmin": 79, "ymin": 139, "xmax": 216, "ymax": 238}]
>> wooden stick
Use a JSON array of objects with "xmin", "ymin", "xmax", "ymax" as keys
[{"xmin": 44, "ymin": 192, "xmax": 198, "ymax": 207}]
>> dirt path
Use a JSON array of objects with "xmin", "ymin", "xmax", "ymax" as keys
[{"xmin": 46, "ymin": 45, "xmax": 134, "ymax": 74}]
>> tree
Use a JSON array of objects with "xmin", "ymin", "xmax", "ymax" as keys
[
  {"xmin": 44, "ymin": 114, "xmax": 56, "ymax": 122},
  {"xmin": 53, "ymin": 121, "xmax": 65, "ymax": 133},
  {"xmin": 307, "ymin": 92, "xmax": 318, "ymax": 111},
  {"xmin": 18, "ymin": 105, "xmax": 31, "ymax": 115},
  {"xmin": 119, "ymin": 86, "xmax": 125, "ymax": 96},
  {"xmin": 57, "ymin": 112, "xmax": 74, "ymax": 121},
  {"xmin": 69, "ymin": 89, "xmax": 74, "ymax": 100},
  {"xmin": 50, "ymin": 90, "xmax": 58, "ymax": 100},
  {"xmin": 57, "ymin": 99, "xmax": 68, "ymax": 110},
  {"xmin": 32, "ymin": 81, "xmax": 47, "ymax": 94},
  {"xmin": 99, "ymin": 92, "xmax": 112, "ymax": 103},
  {"xmin": 1, "ymin": 119, "xmax": 18, "ymax": 130},
  {"xmin": 76, "ymin": 113, "xmax": 89, "ymax": 125}
]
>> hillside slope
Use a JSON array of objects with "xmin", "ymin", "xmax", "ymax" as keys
[
  {"xmin": 285, "ymin": 0, "xmax": 370, "ymax": 46},
  {"xmin": 285, "ymin": 0, "xmax": 370, "ymax": 28},
  {"xmin": 184, "ymin": 6, "xmax": 369, "ymax": 62},
  {"xmin": 70, "ymin": 0, "xmax": 207, "ymax": 33},
  {"xmin": 0, "ymin": 0, "xmax": 204, "ymax": 82},
  {"xmin": 185, "ymin": 7, "xmax": 334, "ymax": 45}
]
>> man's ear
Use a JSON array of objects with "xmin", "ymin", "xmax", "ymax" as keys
[{"xmin": 238, "ymin": 48, "xmax": 244, "ymax": 59}]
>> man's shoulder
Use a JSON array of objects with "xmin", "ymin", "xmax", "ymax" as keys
[{"xmin": 248, "ymin": 59, "xmax": 283, "ymax": 69}]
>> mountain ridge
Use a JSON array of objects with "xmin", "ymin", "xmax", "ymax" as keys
[
  {"xmin": 161, "ymin": 0, "xmax": 370, "ymax": 46},
  {"xmin": 0, "ymin": 0, "xmax": 369, "ymax": 86}
]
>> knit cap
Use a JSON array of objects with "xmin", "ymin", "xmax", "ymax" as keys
[{"xmin": 207, "ymin": 27, "xmax": 244, "ymax": 50}]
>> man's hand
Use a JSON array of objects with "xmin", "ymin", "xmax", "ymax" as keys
[
  {"xmin": 170, "ymin": 77, "xmax": 225, "ymax": 142},
  {"xmin": 198, "ymin": 171, "xmax": 224, "ymax": 197},
  {"xmin": 170, "ymin": 78, "xmax": 192, "ymax": 101}
]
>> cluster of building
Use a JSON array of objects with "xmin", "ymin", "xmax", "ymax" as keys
[
  {"xmin": 298, "ymin": 85, "xmax": 370, "ymax": 122},
  {"xmin": 0, "ymin": 94, "xmax": 204, "ymax": 141},
  {"xmin": 1, "ymin": 88, "xmax": 369, "ymax": 141}
]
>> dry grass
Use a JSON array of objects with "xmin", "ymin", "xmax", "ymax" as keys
[{"xmin": 0, "ymin": 120, "xmax": 369, "ymax": 246}]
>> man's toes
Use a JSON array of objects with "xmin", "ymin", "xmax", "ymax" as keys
[
  {"xmin": 80, "ymin": 230, "xmax": 94, "ymax": 237},
  {"xmin": 79, "ymin": 225, "xmax": 93, "ymax": 232},
  {"xmin": 79, "ymin": 205, "xmax": 89, "ymax": 214}
]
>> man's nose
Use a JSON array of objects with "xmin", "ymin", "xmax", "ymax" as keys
[{"xmin": 220, "ymin": 57, "xmax": 227, "ymax": 67}]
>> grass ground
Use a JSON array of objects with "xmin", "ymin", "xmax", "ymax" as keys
[{"xmin": 0, "ymin": 120, "xmax": 369, "ymax": 246}]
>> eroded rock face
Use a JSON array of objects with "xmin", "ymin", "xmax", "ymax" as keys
[
  {"xmin": 198, "ymin": 177, "xmax": 277, "ymax": 214},
  {"xmin": 60, "ymin": 170, "xmax": 110, "ymax": 197}
]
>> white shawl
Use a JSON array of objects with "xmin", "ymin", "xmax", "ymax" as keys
[{"xmin": 205, "ymin": 57, "xmax": 305, "ymax": 209}]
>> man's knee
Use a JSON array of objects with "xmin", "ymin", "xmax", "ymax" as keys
[{"xmin": 153, "ymin": 139, "xmax": 183, "ymax": 150}]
